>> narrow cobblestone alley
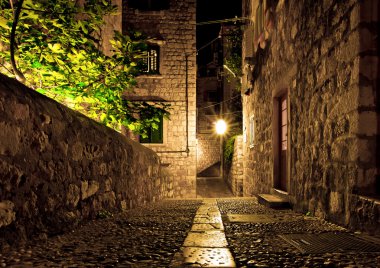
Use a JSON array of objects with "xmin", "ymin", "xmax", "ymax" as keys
[{"xmin": 1, "ymin": 197, "xmax": 380, "ymax": 267}]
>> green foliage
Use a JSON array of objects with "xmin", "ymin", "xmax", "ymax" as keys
[
  {"xmin": 224, "ymin": 134, "xmax": 238, "ymax": 165},
  {"xmin": 224, "ymin": 27, "xmax": 242, "ymax": 80},
  {"xmin": 0, "ymin": 0, "xmax": 169, "ymax": 133}
]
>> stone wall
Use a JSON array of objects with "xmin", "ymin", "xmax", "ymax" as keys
[
  {"xmin": 123, "ymin": 0, "xmax": 197, "ymax": 198},
  {"xmin": 196, "ymin": 135, "xmax": 220, "ymax": 175},
  {"xmin": 226, "ymin": 135, "xmax": 244, "ymax": 196},
  {"xmin": 0, "ymin": 74, "xmax": 170, "ymax": 243},
  {"xmin": 241, "ymin": 0, "xmax": 379, "ymax": 233}
]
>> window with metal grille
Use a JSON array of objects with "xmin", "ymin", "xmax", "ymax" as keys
[
  {"xmin": 139, "ymin": 115, "xmax": 163, "ymax": 144},
  {"xmin": 143, "ymin": 46, "xmax": 160, "ymax": 74},
  {"xmin": 129, "ymin": 0, "xmax": 169, "ymax": 11}
]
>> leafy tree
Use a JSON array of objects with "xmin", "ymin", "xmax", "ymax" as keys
[
  {"xmin": 0, "ymin": 0, "xmax": 169, "ymax": 134},
  {"xmin": 224, "ymin": 26, "xmax": 242, "ymax": 80}
]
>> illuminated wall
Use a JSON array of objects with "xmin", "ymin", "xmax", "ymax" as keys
[
  {"xmin": 241, "ymin": 0, "xmax": 379, "ymax": 233},
  {"xmin": 123, "ymin": 0, "xmax": 197, "ymax": 197}
]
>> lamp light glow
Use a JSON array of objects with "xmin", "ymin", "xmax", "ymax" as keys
[{"xmin": 215, "ymin": 119, "xmax": 227, "ymax": 135}]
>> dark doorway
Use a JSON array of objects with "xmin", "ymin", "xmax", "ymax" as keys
[
  {"xmin": 274, "ymin": 93, "xmax": 288, "ymax": 191},
  {"xmin": 279, "ymin": 95, "xmax": 288, "ymax": 191}
]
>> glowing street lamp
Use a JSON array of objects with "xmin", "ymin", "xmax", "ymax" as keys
[{"xmin": 215, "ymin": 119, "xmax": 227, "ymax": 135}]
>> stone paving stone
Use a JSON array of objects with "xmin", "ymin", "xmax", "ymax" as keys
[
  {"xmin": 184, "ymin": 231, "xmax": 228, "ymax": 247},
  {"xmin": 181, "ymin": 247, "xmax": 236, "ymax": 267},
  {"xmin": 193, "ymin": 216, "xmax": 223, "ymax": 224},
  {"xmin": 196, "ymin": 205, "xmax": 220, "ymax": 214},
  {"xmin": 191, "ymin": 223, "xmax": 224, "ymax": 231}
]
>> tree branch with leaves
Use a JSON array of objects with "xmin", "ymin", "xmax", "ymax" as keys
[{"xmin": 0, "ymin": 0, "xmax": 170, "ymax": 134}]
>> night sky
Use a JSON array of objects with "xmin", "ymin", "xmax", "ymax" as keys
[{"xmin": 197, "ymin": 0, "xmax": 242, "ymax": 65}]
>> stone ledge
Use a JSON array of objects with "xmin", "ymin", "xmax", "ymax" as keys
[{"xmin": 257, "ymin": 194, "xmax": 291, "ymax": 209}]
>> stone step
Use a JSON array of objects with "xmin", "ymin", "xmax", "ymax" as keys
[{"xmin": 257, "ymin": 194, "xmax": 291, "ymax": 209}]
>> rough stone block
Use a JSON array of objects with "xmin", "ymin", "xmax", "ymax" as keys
[
  {"xmin": 104, "ymin": 178, "xmax": 112, "ymax": 192},
  {"xmin": 0, "ymin": 122, "xmax": 21, "ymax": 155},
  {"xmin": 331, "ymin": 138, "xmax": 358, "ymax": 162},
  {"xmin": 350, "ymin": 3, "xmax": 360, "ymax": 30},
  {"xmin": 11, "ymin": 103, "xmax": 30, "ymax": 121},
  {"xmin": 329, "ymin": 191, "xmax": 343, "ymax": 213},
  {"xmin": 335, "ymin": 31, "xmax": 359, "ymax": 63},
  {"xmin": 0, "ymin": 200, "xmax": 16, "ymax": 228},
  {"xmin": 66, "ymin": 184, "xmax": 81, "ymax": 208}
]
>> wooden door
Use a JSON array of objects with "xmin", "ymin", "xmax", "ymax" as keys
[{"xmin": 279, "ymin": 95, "xmax": 287, "ymax": 191}]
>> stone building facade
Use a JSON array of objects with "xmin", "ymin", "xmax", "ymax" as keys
[
  {"xmin": 241, "ymin": 0, "xmax": 379, "ymax": 233},
  {"xmin": 122, "ymin": 0, "xmax": 197, "ymax": 198}
]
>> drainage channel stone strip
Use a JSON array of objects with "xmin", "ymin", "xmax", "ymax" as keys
[{"xmin": 171, "ymin": 199, "xmax": 236, "ymax": 267}]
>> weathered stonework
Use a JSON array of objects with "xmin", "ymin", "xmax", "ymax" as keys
[
  {"xmin": 196, "ymin": 135, "xmax": 221, "ymax": 175},
  {"xmin": 123, "ymin": 0, "xmax": 197, "ymax": 198},
  {"xmin": 226, "ymin": 135, "xmax": 244, "ymax": 196},
  {"xmin": 0, "ymin": 74, "xmax": 170, "ymax": 243},
  {"xmin": 241, "ymin": 0, "xmax": 379, "ymax": 234}
]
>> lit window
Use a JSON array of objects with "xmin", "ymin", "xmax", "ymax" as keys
[
  {"xmin": 140, "ymin": 115, "xmax": 163, "ymax": 144},
  {"xmin": 143, "ymin": 46, "xmax": 160, "ymax": 74},
  {"xmin": 129, "ymin": 0, "xmax": 169, "ymax": 11}
]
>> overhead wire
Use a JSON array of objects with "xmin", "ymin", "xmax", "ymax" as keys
[
  {"xmin": 197, "ymin": 35, "xmax": 221, "ymax": 54},
  {"xmin": 196, "ymin": 17, "xmax": 250, "ymax": 26},
  {"xmin": 196, "ymin": 17, "xmax": 246, "ymax": 118},
  {"xmin": 219, "ymin": 110, "xmax": 243, "ymax": 116},
  {"xmin": 197, "ymin": 94, "xmax": 241, "ymax": 110}
]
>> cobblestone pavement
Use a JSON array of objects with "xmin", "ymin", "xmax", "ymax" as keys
[
  {"xmin": 218, "ymin": 198, "xmax": 380, "ymax": 268},
  {"xmin": 1, "ymin": 198, "xmax": 380, "ymax": 267},
  {"xmin": 0, "ymin": 200, "xmax": 202, "ymax": 267}
]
